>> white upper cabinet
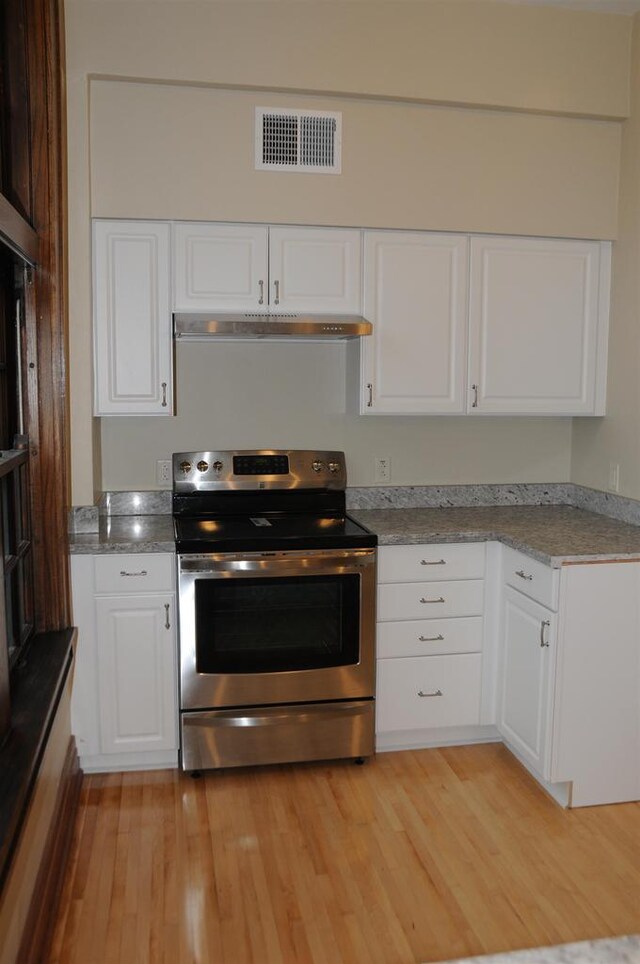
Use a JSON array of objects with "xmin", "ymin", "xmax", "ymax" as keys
[
  {"xmin": 268, "ymin": 226, "xmax": 361, "ymax": 313},
  {"xmin": 360, "ymin": 231, "xmax": 468, "ymax": 414},
  {"xmin": 93, "ymin": 220, "xmax": 173, "ymax": 416},
  {"xmin": 173, "ymin": 222, "xmax": 269, "ymax": 312},
  {"xmin": 468, "ymin": 236, "xmax": 610, "ymax": 415},
  {"xmin": 173, "ymin": 222, "xmax": 362, "ymax": 314},
  {"xmin": 360, "ymin": 231, "xmax": 610, "ymax": 417}
]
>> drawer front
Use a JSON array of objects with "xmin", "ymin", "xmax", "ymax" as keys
[
  {"xmin": 376, "ymin": 653, "xmax": 482, "ymax": 732},
  {"xmin": 378, "ymin": 580, "xmax": 484, "ymax": 622},
  {"xmin": 377, "ymin": 616, "xmax": 483, "ymax": 659},
  {"xmin": 378, "ymin": 543, "xmax": 485, "ymax": 584},
  {"xmin": 94, "ymin": 553, "xmax": 174, "ymax": 594},
  {"xmin": 502, "ymin": 546, "xmax": 559, "ymax": 610}
]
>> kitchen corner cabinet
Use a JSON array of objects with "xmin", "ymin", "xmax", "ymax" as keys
[
  {"xmin": 360, "ymin": 232, "xmax": 468, "ymax": 414},
  {"xmin": 359, "ymin": 231, "xmax": 610, "ymax": 417},
  {"xmin": 498, "ymin": 547, "xmax": 640, "ymax": 807},
  {"xmin": 70, "ymin": 554, "xmax": 179, "ymax": 772},
  {"xmin": 173, "ymin": 222, "xmax": 362, "ymax": 314},
  {"xmin": 468, "ymin": 236, "xmax": 610, "ymax": 415},
  {"xmin": 93, "ymin": 220, "xmax": 173, "ymax": 415}
]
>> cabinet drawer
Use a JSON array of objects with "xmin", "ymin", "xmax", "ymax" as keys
[
  {"xmin": 93, "ymin": 553, "xmax": 174, "ymax": 594},
  {"xmin": 378, "ymin": 580, "xmax": 484, "ymax": 622},
  {"xmin": 377, "ymin": 616, "xmax": 483, "ymax": 659},
  {"xmin": 378, "ymin": 543, "xmax": 485, "ymax": 584},
  {"xmin": 376, "ymin": 653, "xmax": 481, "ymax": 732},
  {"xmin": 502, "ymin": 546, "xmax": 559, "ymax": 610}
]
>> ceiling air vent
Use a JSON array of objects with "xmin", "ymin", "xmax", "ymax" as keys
[{"xmin": 255, "ymin": 108, "xmax": 342, "ymax": 174}]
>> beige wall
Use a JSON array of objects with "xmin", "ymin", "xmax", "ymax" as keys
[
  {"xmin": 101, "ymin": 342, "xmax": 573, "ymax": 489},
  {"xmin": 571, "ymin": 14, "xmax": 640, "ymax": 498},
  {"xmin": 65, "ymin": 0, "xmax": 632, "ymax": 502}
]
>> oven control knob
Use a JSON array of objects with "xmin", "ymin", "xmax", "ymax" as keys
[
  {"xmin": 197, "ymin": 460, "xmax": 209, "ymax": 473},
  {"xmin": 213, "ymin": 460, "xmax": 224, "ymax": 473},
  {"xmin": 312, "ymin": 460, "xmax": 324, "ymax": 473},
  {"xmin": 179, "ymin": 460, "xmax": 192, "ymax": 474},
  {"xmin": 328, "ymin": 461, "xmax": 341, "ymax": 474}
]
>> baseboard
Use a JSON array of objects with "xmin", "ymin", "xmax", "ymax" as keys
[{"xmin": 17, "ymin": 736, "xmax": 82, "ymax": 964}]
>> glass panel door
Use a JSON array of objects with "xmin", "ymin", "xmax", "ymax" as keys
[{"xmin": 195, "ymin": 573, "xmax": 361, "ymax": 674}]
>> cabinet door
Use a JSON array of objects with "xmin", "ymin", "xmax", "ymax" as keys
[
  {"xmin": 498, "ymin": 586, "xmax": 555, "ymax": 779},
  {"xmin": 360, "ymin": 231, "xmax": 468, "ymax": 414},
  {"xmin": 93, "ymin": 220, "xmax": 172, "ymax": 415},
  {"xmin": 173, "ymin": 222, "xmax": 268, "ymax": 311},
  {"xmin": 268, "ymin": 226, "xmax": 361, "ymax": 313},
  {"xmin": 468, "ymin": 236, "xmax": 609, "ymax": 415},
  {"xmin": 95, "ymin": 594, "xmax": 177, "ymax": 754}
]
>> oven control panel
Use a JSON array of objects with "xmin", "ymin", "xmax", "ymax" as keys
[{"xmin": 173, "ymin": 450, "xmax": 346, "ymax": 491}]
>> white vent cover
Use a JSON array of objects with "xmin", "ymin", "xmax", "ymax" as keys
[{"xmin": 255, "ymin": 108, "xmax": 342, "ymax": 174}]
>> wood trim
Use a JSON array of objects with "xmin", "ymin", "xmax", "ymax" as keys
[
  {"xmin": 23, "ymin": 0, "xmax": 71, "ymax": 630},
  {"xmin": 17, "ymin": 736, "xmax": 81, "ymax": 964},
  {"xmin": 0, "ymin": 194, "xmax": 38, "ymax": 264}
]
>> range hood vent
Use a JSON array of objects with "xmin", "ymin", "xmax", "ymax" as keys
[{"xmin": 174, "ymin": 312, "xmax": 372, "ymax": 341}]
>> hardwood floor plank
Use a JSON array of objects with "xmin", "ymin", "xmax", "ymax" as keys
[{"xmin": 48, "ymin": 745, "xmax": 640, "ymax": 964}]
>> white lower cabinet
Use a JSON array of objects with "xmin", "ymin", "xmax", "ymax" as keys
[
  {"xmin": 496, "ymin": 547, "xmax": 640, "ymax": 807},
  {"xmin": 377, "ymin": 654, "xmax": 482, "ymax": 732},
  {"xmin": 498, "ymin": 586, "xmax": 555, "ymax": 780},
  {"xmin": 376, "ymin": 542, "xmax": 492, "ymax": 749},
  {"xmin": 70, "ymin": 553, "xmax": 179, "ymax": 772}
]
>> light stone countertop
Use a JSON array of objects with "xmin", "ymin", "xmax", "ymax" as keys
[
  {"xmin": 67, "ymin": 504, "xmax": 640, "ymax": 567},
  {"xmin": 349, "ymin": 505, "xmax": 640, "ymax": 567},
  {"xmin": 68, "ymin": 514, "xmax": 175, "ymax": 554},
  {"xmin": 443, "ymin": 935, "xmax": 640, "ymax": 963}
]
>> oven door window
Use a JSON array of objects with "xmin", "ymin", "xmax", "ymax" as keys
[{"xmin": 194, "ymin": 573, "xmax": 360, "ymax": 673}]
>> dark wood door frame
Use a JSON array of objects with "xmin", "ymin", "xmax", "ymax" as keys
[{"xmin": 1, "ymin": 0, "xmax": 70, "ymax": 631}]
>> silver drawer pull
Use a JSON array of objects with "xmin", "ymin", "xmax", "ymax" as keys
[
  {"xmin": 120, "ymin": 569, "xmax": 148, "ymax": 577},
  {"xmin": 420, "ymin": 596, "xmax": 445, "ymax": 604},
  {"xmin": 515, "ymin": 569, "xmax": 533, "ymax": 581},
  {"xmin": 418, "ymin": 634, "xmax": 445, "ymax": 642},
  {"xmin": 420, "ymin": 558, "xmax": 446, "ymax": 566},
  {"xmin": 418, "ymin": 689, "xmax": 443, "ymax": 698}
]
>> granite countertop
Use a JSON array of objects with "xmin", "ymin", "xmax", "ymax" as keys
[
  {"xmin": 68, "ymin": 504, "xmax": 640, "ymax": 567},
  {"xmin": 443, "ymin": 934, "xmax": 640, "ymax": 963},
  {"xmin": 350, "ymin": 505, "xmax": 640, "ymax": 567},
  {"xmin": 69, "ymin": 514, "xmax": 175, "ymax": 554}
]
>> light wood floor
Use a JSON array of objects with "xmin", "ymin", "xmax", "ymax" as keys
[{"xmin": 48, "ymin": 743, "xmax": 640, "ymax": 964}]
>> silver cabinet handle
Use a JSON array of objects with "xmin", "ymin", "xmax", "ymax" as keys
[
  {"xmin": 418, "ymin": 634, "xmax": 444, "ymax": 642},
  {"xmin": 516, "ymin": 569, "xmax": 533, "ymax": 581},
  {"xmin": 367, "ymin": 383, "xmax": 373, "ymax": 408},
  {"xmin": 540, "ymin": 619, "xmax": 550, "ymax": 648},
  {"xmin": 274, "ymin": 279, "xmax": 280, "ymax": 305},
  {"xmin": 161, "ymin": 382, "xmax": 167, "ymax": 407},
  {"xmin": 120, "ymin": 570, "xmax": 148, "ymax": 577},
  {"xmin": 418, "ymin": 689, "xmax": 443, "ymax": 698},
  {"xmin": 165, "ymin": 603, "xmax": 171, "ymax": 630},
  {"xmin": 420, "ymin": 596, "xmax": 445, "ymax": 604},
  {"xmin": 258, "ymin": 279, "xmax": 264, "ymax": 305},
  {"xmin": 421, "ymin": 559, "xmax": 446, "ymax": 566},
  {"xmin": 471, "ymin": 383, "xmax": 479, "ymax": 408}
]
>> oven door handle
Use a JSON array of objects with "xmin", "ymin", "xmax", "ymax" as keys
[{"xmin": 179, "ymin": 551, "xmax": 375, "ymax": 577}]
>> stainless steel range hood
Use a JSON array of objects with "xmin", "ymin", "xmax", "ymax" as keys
[{"xmin": 174, "ymin": 312, "xmax": 372, "ymax": 340}]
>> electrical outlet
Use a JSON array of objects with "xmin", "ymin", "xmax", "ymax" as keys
[
  {"xmin": 156, "ymin": 459, "xmax": 172, "ymax": 487},
  {"xmin": 374, "ymin": 456, "xmax": 391, "ymax": 484},
  {"xmin": 608, "ymin": 461, "xmax": 620, "ymax": 493}
]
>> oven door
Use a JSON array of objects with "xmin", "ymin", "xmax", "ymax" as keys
[{"xmin": 178, "ymin": 548, "xmax": 376, "ymax": 710}]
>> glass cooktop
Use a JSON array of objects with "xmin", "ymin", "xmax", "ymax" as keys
[{"xmin": 174, "ymin": 513, "xmax": 376, "ymax": 553}]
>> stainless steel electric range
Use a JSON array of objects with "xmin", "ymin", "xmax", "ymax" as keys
[{"xmin": 173, "ymin": 450, "xmax": 377, "ymax": 772}]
